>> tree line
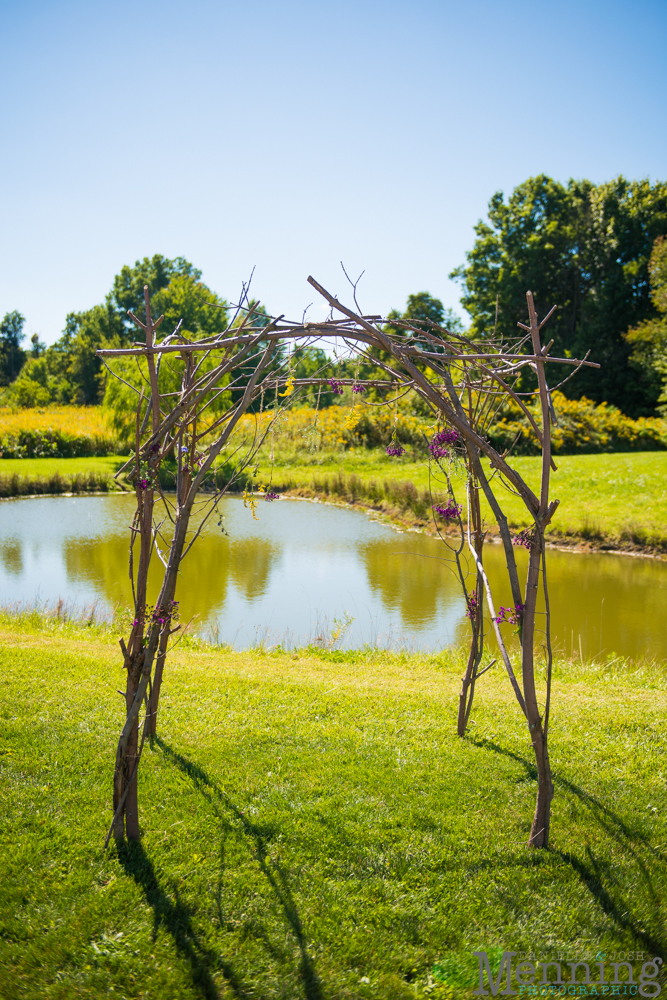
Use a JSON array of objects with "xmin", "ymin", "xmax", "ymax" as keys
[
  {"xmin": 451, "ymin": 174, "xmax": 667, "ymax": 417},
  {"xmin": 1, "ymin": 172, "xmax": 666, "ymax": 418}
]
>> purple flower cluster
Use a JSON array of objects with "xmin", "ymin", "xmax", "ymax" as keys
[
  {"xmin": 351, "ymin": 383, "xmax": 366, "ymax": 393},
  {"xmin": 329, "ymin": 378, "xmax": 344, "ymax": 394},
  {"xmin": 493, "ymin": 602, "xmax": 525, "ymax": 625},
  {"xmin": 264, "ymin": 491, "xmax": 280, "ymax": 501},
  {"xmin": 429, "ymin": 427, "xmax": 459, "ymax": 459},
  {"xmin": 138, "ymin": 477, "xmax": 150, "ymax": 490},
  {"xmin": 465, "ymin": 591, "xmax": 479, "ymax": 621},
  {"xmin": 513, "ymin": 528, "xmax": 535, "ymax": 550},
  {"xmin": 432, "ymin": 500, "xmax": 462, "ymax": 522},
  {"xmin": 386, "ymin": 443, "xmax": 405, "ymax": 457}
]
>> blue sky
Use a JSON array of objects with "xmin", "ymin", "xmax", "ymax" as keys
[{"xmin": 1, "ymin": 0, "xmax": 665, "ymax": 344}]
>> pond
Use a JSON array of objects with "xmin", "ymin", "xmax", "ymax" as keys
[{"xmin": 0, "ymin": 493, "xmax": 665, "ymax": 660}]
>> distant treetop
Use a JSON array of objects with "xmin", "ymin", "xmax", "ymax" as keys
[{"xmin": 451, "ymin": 174, "xmax": 667, "ymax": 417}]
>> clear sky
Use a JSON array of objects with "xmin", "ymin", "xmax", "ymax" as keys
[{"xmin": 1, "ymin": 0, "xmax": 665, "ymax": 344}]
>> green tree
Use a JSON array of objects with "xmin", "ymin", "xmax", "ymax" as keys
[
  {"xmin": 290, "ymin": 346, "xmax": 338, "ymax": 407},
  {"xmin": 103, "ymin": 274, "xmax": 230, "ymax": 435},
  {"xmin": 29, "ymin": 333, "xmax": 45, "ymax": 357},
  {"xmin": 385, "ymin": 292, "xmax": 465, "ymax": 340},
  {"xmin": 61, "ymin": 255, "xmax": 201, "ymax": 403},
  {"xmin": 0, "ymin": 311, "xmax": 27, "ymax": 385},
  {"xmin": 451, "ymin": 175, "xmax": 667, "ymax": 416},
  {"xmin": 625, "ymin": 236, "xmax": 667, "ymax": 414},
  {"xmin": 46, "ymin": 300, "xmax": 123, "ymax": 404},
  {"xmin": 18, "ymin": 256, "xmax": 218, "ymax": 407},
  {"xmin": 8, "ymin": 356, "xmax": 62, "ymax": 407},
  {"xmin": 364, "ymin": 292, "xmax": 466, "ymax": 413},
  {"xmin": 110, "ymin": 255, "xmax": 202, "ymax": 339}
]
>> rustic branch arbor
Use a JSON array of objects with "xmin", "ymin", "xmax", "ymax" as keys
[
  {"xmin": 299, "ymin": 277, "xmax": 597, "ymax": 849},
  {"xmin": 99, "ymin": 279, "xmax": 597, "ymax": 850},
  {"xmin": 97, "ymin": 288, "xmax": 406, "ymax": 844}
]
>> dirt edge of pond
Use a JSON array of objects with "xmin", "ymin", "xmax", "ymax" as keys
[
  {"xmin": 3, "ymin": 483, "xmax": 664, "ymax": 561},
  {"xmin": 281, "ymin": 486, "xmax": 667, "ymax": 561}
]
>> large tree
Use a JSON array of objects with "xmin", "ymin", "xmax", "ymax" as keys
[
  {"xmin": 385, "ymin": 291, "xmax": 464, "ymax": 339},
  {"xmin": 451, "ymin": 175, "xmax": 667, "ymax": 416},
  {"xmin": 626, "ymin": 236, "xmax": 667, "ymax": 413},
  {"xmin": 362, "ymin": 293, "xmax": 467, "ymax": 413},
  {"xmin": 103, "ymin": 272, "xmax": 230, "ymax": 432},
  {"xmin": 0, "ymin": 311, "xmax": 27, "ymax": 386},
  {"xmin": 28, "ymin": 256, "xmax": 223, "ymax": 406}
]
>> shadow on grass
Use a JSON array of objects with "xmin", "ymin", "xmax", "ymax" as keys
[
  {"xmin": 153, "ymin": 736, "xmax": 324, "ymax": 1000},
  {"xmin": 116, "ymin": 839, "xmax": 247, "ymax": 1000},
  {"xmin": 471, "ymin": 736, "xmax": 667, "ymax": 955}
]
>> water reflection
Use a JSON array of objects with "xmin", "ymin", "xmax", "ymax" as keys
[
  {"xmin": 61, "ymin": 513, "xmax": 281, "ymax": 628},
  {"xmin": 359, "ymin": 537, "xmax": 474, "ymax": 646},
  {"xmin": 0, "ymin": 540, "xmax": 23, "ymax": 576},
  {"xmin": 0, "ymin": 494, "xmax": 664, "ymax": 660}
]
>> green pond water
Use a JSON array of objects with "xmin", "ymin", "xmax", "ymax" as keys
[{"xmin": 0, "ymin": 493, "xmax": 664, "ymax": 660}]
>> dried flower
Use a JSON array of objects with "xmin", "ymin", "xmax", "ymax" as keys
[
  {"xmin": 328, "ymin": 378, "xmax": 344, "ymax": 394},
  {"xmin": 386, "ymin": 444, "xmax": 405, "ymax": 456},
  {"xmin": 264, "ymin": 491, "xmax": 280, "ymax": 501},
  {"xmin": 465, "ymin": 591, "xmax": 479, "ymax": 620},
  {"xmin": 352, "ymin": 383, "xmax": 366, "ymax": 393}
]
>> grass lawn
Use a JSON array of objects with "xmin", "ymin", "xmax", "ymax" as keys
[
  {"xmin": 1, "ymin": 615, "xmax": 666, "ymax": 998},
  {"xmin": 0, "ymin": 456, "xmax": 130, "ymax": 498},
  {"xmin": 0, "ymin": 456, "xmax": 128, "ymax": 479}
]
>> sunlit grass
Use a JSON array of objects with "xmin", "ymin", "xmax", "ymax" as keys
[
  {"xmin": 0, "ymin": 405, "xmax": 120, "ymax": 460},
  {"xmin": 0, "ymin": 456, "xmax": 128, "ymax": 497},
  {"xmin": 0, "ymin": 455, "xmax": 127, "ymax": 477},
  {"xmin": 0, "ymin": 614, "xmax": 665, "ymax": 998}
]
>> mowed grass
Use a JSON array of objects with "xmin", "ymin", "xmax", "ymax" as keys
[
  {"xmin": 0, "ymin": 456, "xmax": 127, "ymax": 479},
  {"xmin": 1, "ymin": 616, "xmax": 666, "ymax": 999},
  {"xmin": 0, "ymin": 456, "xmax": 129, "ymax": 498}
]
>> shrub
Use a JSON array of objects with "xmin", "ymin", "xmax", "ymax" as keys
[
  {"xmin": 236, "ymin": 404, "xmax": 433, "ymax": 454},
  {"xmin": 0, "ymin": 406, "xmax": 121, "ymax": 458},
  {"xmin": 487, "ymin": 391, "xmax": 667, "ymax": 455},
  {"xmin": 236, "ymin": 395, "xmax": 667, "ymax": 458}
]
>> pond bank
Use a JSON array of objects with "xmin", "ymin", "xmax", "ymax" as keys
[
  {"xmin": 5, "ymin": 491, "xmax": 667, "ymax": 660},
  {"xmin": 2, "ymin": 479, "xmax": 663, "ymax": 559},
  {"xmin": 260, "ymin": 451, "xmax": 667, "ymax": 557},
  {"xmin": 2, "ymin": 451, "xmax": 667, "ymax": 558},
  {"xmin": 280, "ymin": 483, "xmax": 667, "ymax": 560}
]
